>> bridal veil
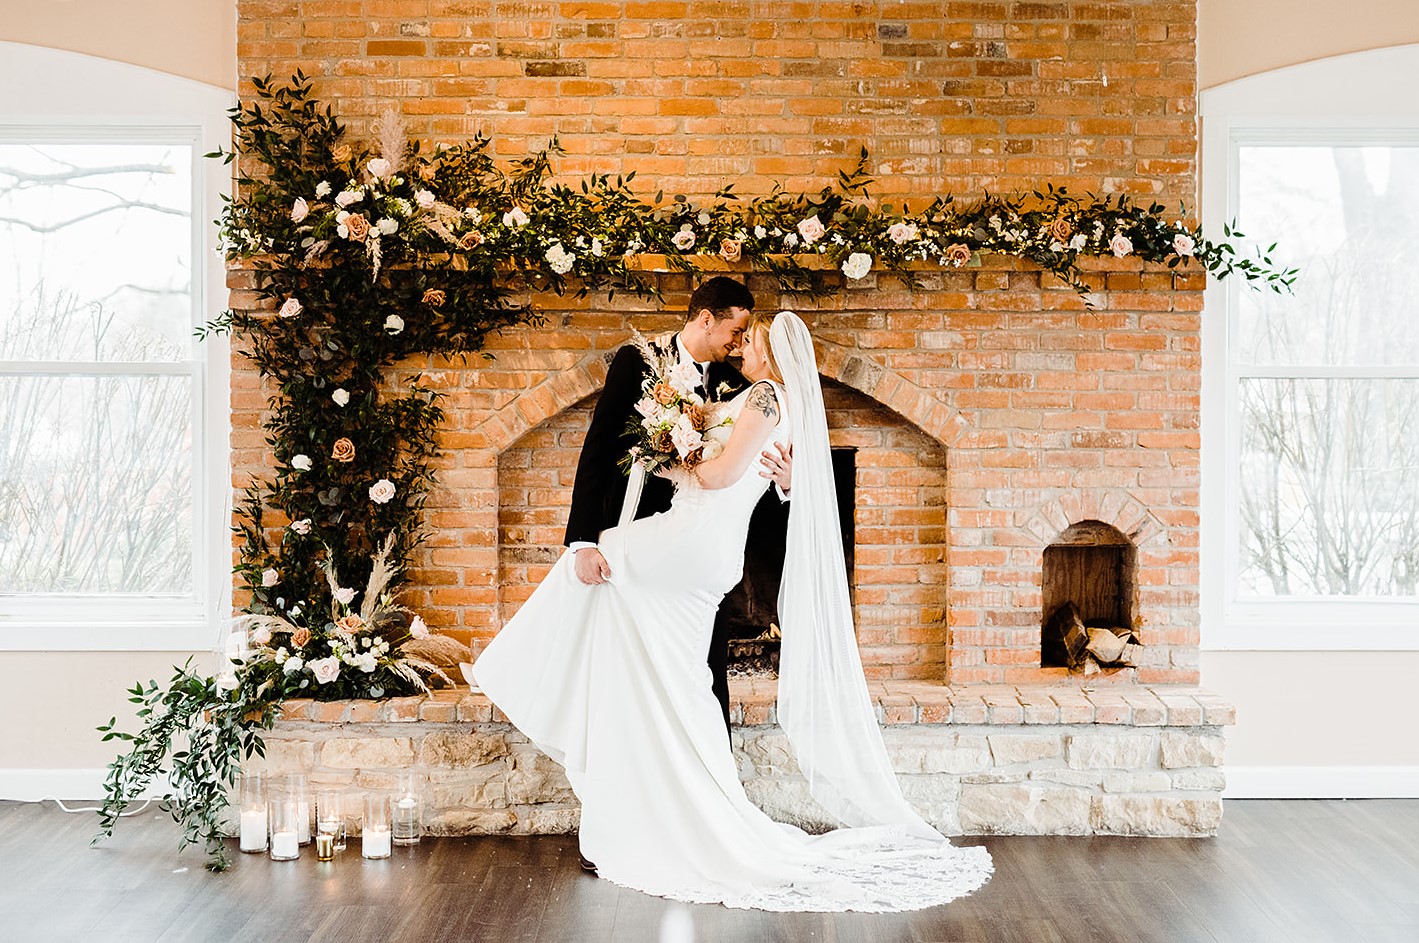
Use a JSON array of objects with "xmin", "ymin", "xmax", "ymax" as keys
[{"xmin": 770, "ymin": 310, "xmax": 942, "ymax": 841}]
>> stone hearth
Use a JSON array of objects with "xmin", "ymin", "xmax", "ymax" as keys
[{"xmin": 248, "ymin": 681, "xmax": 1234, "ymax": 839}]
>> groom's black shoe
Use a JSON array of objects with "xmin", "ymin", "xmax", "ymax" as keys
[{"xmin": 578, "ymin": 853, "xmax": 598, "ymax": 874}]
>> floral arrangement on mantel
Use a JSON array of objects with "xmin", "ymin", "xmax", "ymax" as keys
[{"xmin": 94, "ymin": 73, "xmax": 1294, "ymax": 870}]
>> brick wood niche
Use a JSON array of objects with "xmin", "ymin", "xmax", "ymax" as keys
[{"xmin": 243, "ymin": 261, "xmax": 1236, "ymax": 837}]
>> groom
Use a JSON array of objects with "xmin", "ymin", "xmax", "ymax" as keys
[{"xmin": 564, "ymin": 276, "xmax": 791, "ymax": 734}]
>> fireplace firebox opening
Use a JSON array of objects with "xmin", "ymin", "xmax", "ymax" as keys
[{"xmin": 1041, "ymin": 520, "xmax": 1140, "ymax": 672}]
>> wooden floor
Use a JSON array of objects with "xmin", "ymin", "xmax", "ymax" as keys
[{"xmin": 2, "ymin": 799, "xmax": 1417, "ymax": 943}]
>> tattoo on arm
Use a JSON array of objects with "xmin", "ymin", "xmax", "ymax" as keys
[{"xmin": 747, "ymin": 382, "xmax": 779, "ymax": 422}]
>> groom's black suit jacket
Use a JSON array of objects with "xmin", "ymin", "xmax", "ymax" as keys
[{"xmin": 563, "ymin": 337, "xmax": 757, "ymax": 738}]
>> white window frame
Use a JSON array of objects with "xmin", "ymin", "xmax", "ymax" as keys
[
  {"xmin": 1201, "ymin": 44, "xmax": 1419, "ymax": 651},
  {"xmin": 0, "ymin": 42, "xmax": 233, "ymax": 651}
]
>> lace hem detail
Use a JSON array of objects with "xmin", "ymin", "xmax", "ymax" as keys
[{"xmin": 596, "ymin": 839, "xmax": 993, "ymax": 913}]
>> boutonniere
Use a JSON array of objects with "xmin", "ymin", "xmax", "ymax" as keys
[{"xmin": 715, "ymin": 381, "xmax": 734, "ymax": 399}]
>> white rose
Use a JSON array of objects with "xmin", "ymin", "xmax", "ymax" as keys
[
  {"xmin": 545, "ymin": 243, "xmax": 576, "ymax": 275},
  {"xmin": 887, "ymin": 221, "xmax": 918, "ymax": 245},
  {"xmin": 415, "ymin": 189, "xmax": 436, "ymax": 209},
  {"xmin": 409, "ymin": 615, "xmax": 430, "ymax": 640},
  {"xmin": 1109, "ymin": 233, "xmax": 1133, "ymax": 258},
  {"xmin": 384, "ymin": 314, "xmax": 404, "ymax": 335},
  {"xmin": 783, "ymin": 232, "xmax": 799, "ymax": 248},
  {"xmin": 291, "ymin": 453, "xmax": 312, "ymax": 471},
  {"xmin": 261, "ymin": 568, "xmax": 279, "ymax": 587},
  {"xmin": 315, "ymin": 181, "xmax": 332, "ymax": 198},
  {"xmin": 278, "ymin": 297, "xmax": 302, "ymax": 319},
  {"xmin": 283, "ymin": 656, "xmax": 304, "ymax": 674},
  {"xmin": 670, "ymin": 414, "xmax": 703, "ymax": 458},
  {"xmin": 333, "ymin": 587, "xmax": 356, "ymax": 606},
  {"xmin": 356, "ymin": 652, "xmax": 378, "ymax": 673},
  {"xmin": 1069, "ymin": 233, "xmax": 1087, "ymax": 251},
  {"xmin": 367, "ymin": 157, "xmax": 392, "ymax": 179},
  {"xmin": 310, "ymin": 657, "xmax": 340, "ymax": 684},
  {"xmin": 291, "ymin": 518, "xmax": 312, "ymax": 535},
  {"xmin": 671, "ymin": 229, "xmax": 696, "ymax": 250},
  {"xmin": 291, "ymin": 197, "xmax": 309, "ymax": 223},
  {"xmin": 503, "ymin": 206, "xmax": 529, "ymax": 227},
  {"xmin": 797, "ymin": 214, "xmax": 826, "ymax": 244},
  {"xmin": 1173, "ymin": 233, "xmax": 1196, "ymax": 257},
  {"xmin": 335, "ymin": 189, "xmax": 363, "ymax": 208},
  {"xmin": 753, "ymin": 225, "xmax": 767, "ymax": 239},
  {"xmin": 841, "ymin": 252, "xmax": 873, "ymax": 280},
  {"xmin": 250, "ymin": 626, "xmax": 272, "ymax": 646},
  {"xmin": 666, "ymin": 360, "xmax": 701, "ymax": 395},
  {"xmin": 369, "ymin": 478, "xmax": 397, "ymax": 504},
  {"xmin": 332, "ymin": 388, "xmax": 349, "ymax": 407},
  {"xmin": 376, "ymin": 217, "xmax": 398, "ymax": 236}
]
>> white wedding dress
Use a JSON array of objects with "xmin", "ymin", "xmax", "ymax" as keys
[{"xmin": 474, "ymin": 364, "xmax": 992, "ymax": 911}]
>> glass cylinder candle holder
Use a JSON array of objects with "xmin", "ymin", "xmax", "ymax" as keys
[
  {"xmin": 269, "ymin": 796, "xmax": 301, "ymax": 861},
  {"xmin": 392, "ymin": 771, "xmax": 423, "ymax": 846},
  {"xmin": 316, "ymin": 789, "xmax": 346, "ymax": 853},
  {"xmin": 285, "ymin": 773, "xmax": 312, "ymax": 844},
  {"xmin": 362, "ymin": 792, "xmax": 392, "ymax": 859},
  {"xmin": 237, "ymin": 773, "xmax": 268, "ymax": 854}
]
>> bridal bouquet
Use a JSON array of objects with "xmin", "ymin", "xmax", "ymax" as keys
[{"xmin": 621, "ymin": 332, "xmax": 734, "ymax": 477}]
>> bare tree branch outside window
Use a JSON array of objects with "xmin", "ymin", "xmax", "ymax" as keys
[
  {"xmin": 0, "ymin": 143, "xmax": 194, "ymax": 596},
  {"xmin": 1236, "ymin": 145, "xmax": 1419, "ymax": 598}
]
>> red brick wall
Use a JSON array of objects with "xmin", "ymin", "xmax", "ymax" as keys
[
  {"xmin": 236, "ymin": 0, "xmax": 1198, "ymax": 201},
  {"xmin": 232, "ymin": 1, "xmax": 1205, "ymax": 686}
]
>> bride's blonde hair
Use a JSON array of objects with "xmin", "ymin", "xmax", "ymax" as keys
[{"xmin": 746, "ymin": 311, "xmax": 785, "ymax": 384}]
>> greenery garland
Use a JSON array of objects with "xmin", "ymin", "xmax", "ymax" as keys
[{"xmin": 96, "ymin": 72, "xmax": 1294, "ymax": 870}]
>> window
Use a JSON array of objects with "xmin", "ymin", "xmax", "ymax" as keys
[
  {"xmin": 0, "ymin": 43, "xmax": 233, "ymax": 650},
  {"xmin": 1201, "ymin": 47, "xmax": 1419, "ymax": 650}
]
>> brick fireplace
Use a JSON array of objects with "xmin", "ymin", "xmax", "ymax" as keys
[
  {"xmin": 233, "ymin": 0, "xmax": 1231, "ymax": 837},
  {"xmin": 384, "ymin": 258, "xmax": 1206, "ymax": 688}
]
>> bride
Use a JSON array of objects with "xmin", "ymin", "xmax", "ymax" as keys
[{"xmin": 473, "ymin": 310, "xmax": 992, "ymax": 912}]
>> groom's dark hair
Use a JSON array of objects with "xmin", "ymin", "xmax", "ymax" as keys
[{"xmin": 687, "ymin": 276, "xmax": 754, "ymax": 321}]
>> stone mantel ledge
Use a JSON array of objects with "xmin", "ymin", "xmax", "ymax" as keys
[{"xmin": 274, "ymin": 681, "xmax": 1235, "ymax": 730}]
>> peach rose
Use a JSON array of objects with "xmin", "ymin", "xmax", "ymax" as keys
[
  {"xmin": 335, "ymin": 613, "xmax": 365, "ymax": 633},
  {"xmin": 1049, "ymin": 216, "xmax": 1073, "ymax": 242},
  {"xmin": 683, "ymin": 401, "xmax": 707, "ymax": 432},
  {"xmin": 343, "ymin": 213, "xmax": 370, "ymax": 243},
  {"xmin": 331, "ymin": 143, "xmax": 352, "ymax": 163},
  {"xmin": 422, "ymin": 288, "xmax": 446, "ymax": 306},
  {"xmin": 682, "ymin": 447, "xmax": 705, "ymax": 469},
  {"xmin": 459, "ymin": 230, "xmax": 485, "ymax": 250},
  {"xmin": 719, "ymin": 239, "xmax": 742, "ymax": 262},
  {"xmin": 331, "ymin": 437, "xmax": 356, "ymax": 462},
  {"xmin": 418, "ymin": 163, "xmax": 437, "ymax": 182},
  {"xmin": 944, "ymin": 243, "xmax": 973, "ymax": 266},
  {"xmin": 290, "ymin": 627, "xmax": 311, "ymax": 649},
  {"xmin": 651, "ymin": 381, "xmax": 678, "ymax": 406},
  {"xmin": 651, "ymin": 429, "xmax": 675, "ymax": 454}
]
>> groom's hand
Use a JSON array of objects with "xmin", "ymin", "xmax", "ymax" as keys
[
  {"xmin": 574, "ymin": 547, "xmax": 613, "ymax": 585},
  {"xmin": 760, "ymin": 442, "xmax": 792, "ymax": 494}
]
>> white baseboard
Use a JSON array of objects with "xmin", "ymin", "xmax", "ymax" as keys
[
  {"xmin": 0, "ymin": 768, "xmax": 159, "ymax": 802},
  {"xmin": 1224, "ymin": 766, "xmax": 1419, "ymax": 799}
]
